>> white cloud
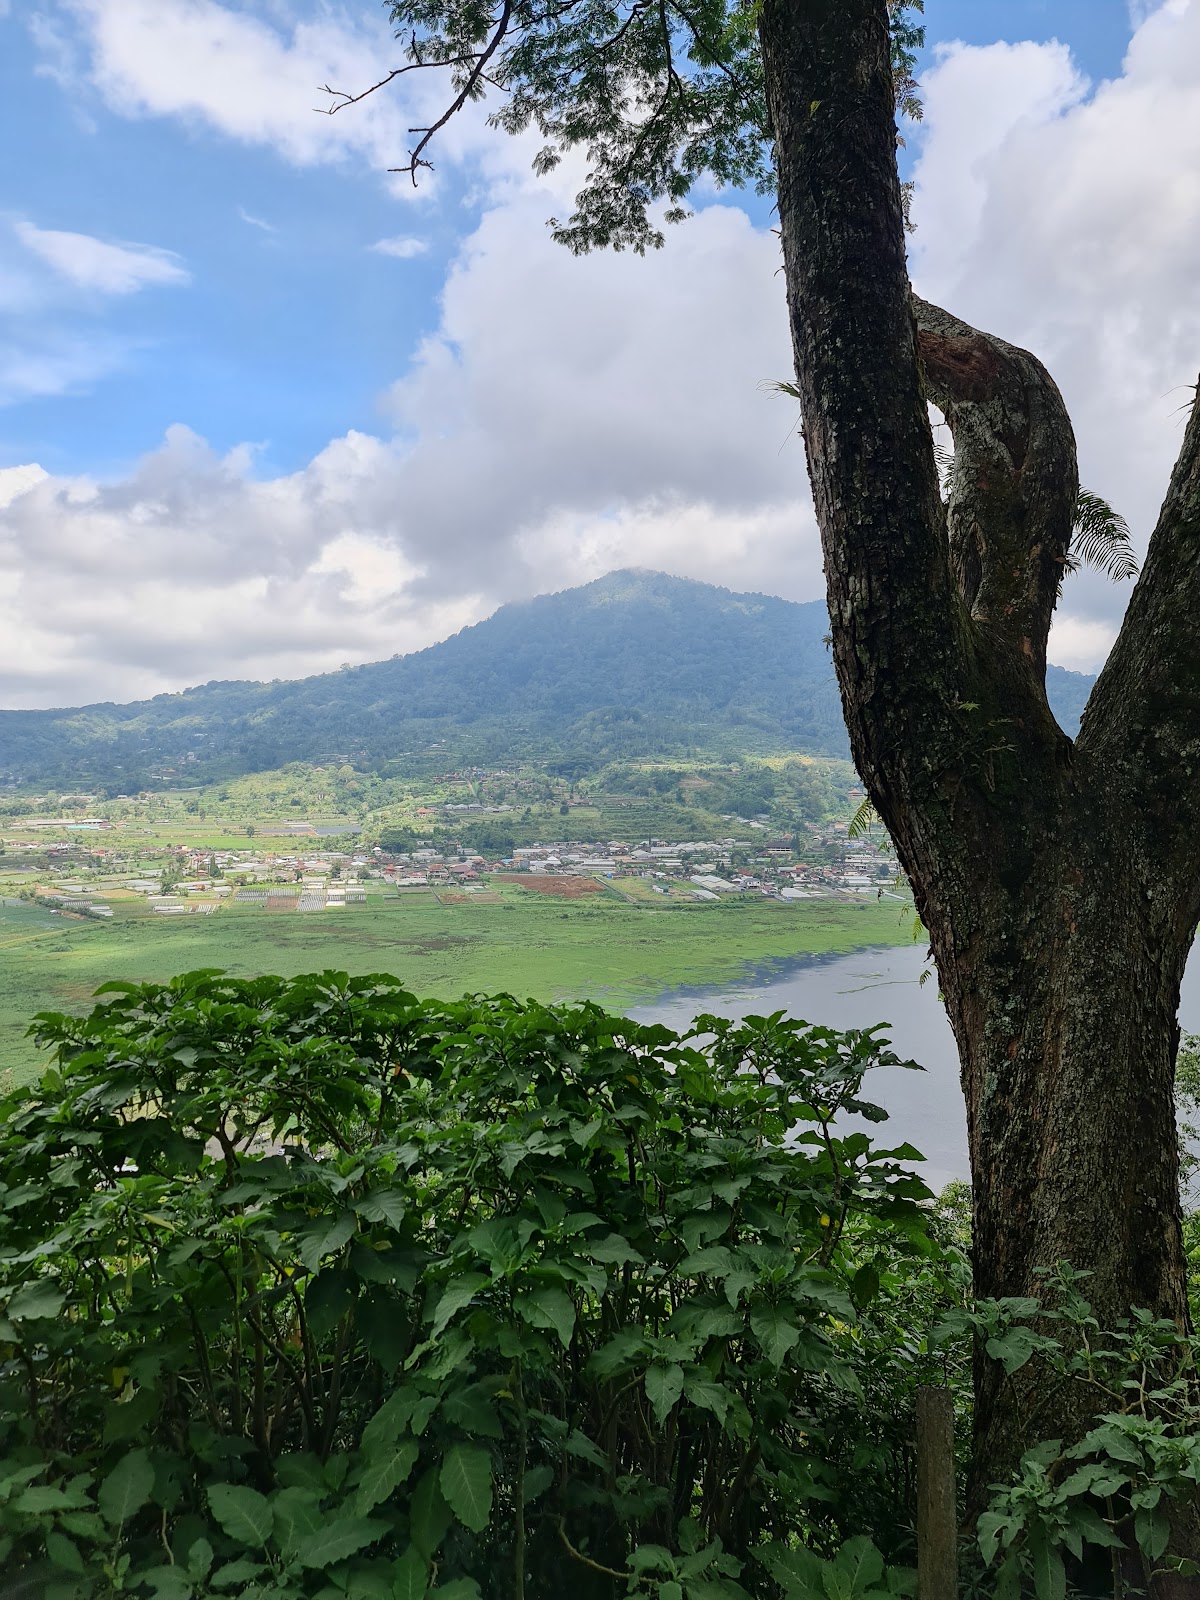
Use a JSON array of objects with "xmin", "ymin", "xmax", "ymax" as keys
[
  {"xmin": 909, "ymin": 0, "xmax": 1200, "ymax": 671},
  {"xmin": 370, "ymin": 236, "xmax": 428, "ymax": 259},
  {"xmin": 13, "ymin": 0, "xmax": 1200, "ymax": 702},
  {"xmin": 237, "ymin": 207, "xmax": 277, "ymax": 233},
  {"xmin": 0, "ymin": 330, "xmax": 126, "ymax": 405},
  {"xmin": 0, "ymin": 465, "xmax": 48, "ymax": 508},
  {"xmin": 0, "ymin": 426, "xmax": 482, "ymax": 705},
  {"xmin": 0, "ymin": 178, "xmax": 815, "ymax": 704},
  {"xmin": 15, "ymin": 221, "xmax": 189, "ymax": 294},
  {"xmin": 34, "ymin": 0, "xmax": 492, "ymax": 186}
]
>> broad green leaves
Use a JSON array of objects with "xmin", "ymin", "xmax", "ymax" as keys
[
  {"xmin": 439, "ymin": 1447, "xmax": 492, "ymax": 1534},
  {"xmin": 206, "ymin": 1484, "xmax": 273, "ymax": 1548},
  {"xmin": 98, "ymin": 1451, "xmax": 155, "ymax": 1527},
  {"xmin": 1, "ymin": 973, "xmax": 951, "ymax": 1597}
]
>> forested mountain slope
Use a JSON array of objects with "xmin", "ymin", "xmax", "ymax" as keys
[{"xmin": 0, "ymin": 570, "xmax": 1096, "ymax": 785}]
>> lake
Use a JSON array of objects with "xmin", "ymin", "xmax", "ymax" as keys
[{"xmin": 631, "ymin": 944, "xmax": 1200, "ymax": 1191}]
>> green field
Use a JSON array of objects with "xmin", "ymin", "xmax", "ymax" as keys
[{"xmin": 0, "ymin": 886, "xmax": 911, "ymax": 1086}]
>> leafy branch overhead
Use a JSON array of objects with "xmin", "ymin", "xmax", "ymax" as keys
[{"xmin": 321, "ymin": 1, "xmax": 924, "ymax": 252}]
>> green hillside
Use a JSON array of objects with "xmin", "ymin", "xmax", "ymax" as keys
[{"xmin": 0, "ymin": 569, "xmax": 1096, "ymax": 785}]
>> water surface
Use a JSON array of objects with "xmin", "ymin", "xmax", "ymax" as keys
[{"xmin": 631, "ymin": 945, "xmax": 1200, "ymax": 1191}]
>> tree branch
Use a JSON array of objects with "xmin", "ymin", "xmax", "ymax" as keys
[
  {"xmin": 914, "ymin": 296, "xmax": 1078, "ymax": 676},
  {"xmin": 390, "ymin": 0, "xmax": 516, "ymax": 183}
]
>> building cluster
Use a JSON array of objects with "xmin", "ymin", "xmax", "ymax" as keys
[{"xmin": 383, "ymin": 827, "xmax": 899, "ymax": 901}]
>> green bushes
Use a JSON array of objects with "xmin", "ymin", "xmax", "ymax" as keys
[{"xmin": 0, "ymin": 974, "xmax": 958, "ymax": 1597}]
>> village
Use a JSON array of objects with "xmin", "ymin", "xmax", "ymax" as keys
[{"xmin": 0, "ymin": 812, "xmax": 902, "ymax": 920}]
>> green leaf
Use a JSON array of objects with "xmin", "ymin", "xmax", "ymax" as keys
[
  {"xmin": 756, "ymin": 1541, "xmax": 824, "ymax": 1595},
  {"xmin": 293, "ymin": 1516, "xmax": 387, "ymax": 1569},
  {"xmin": 271, "ymin": 1487, "xmax": 323, "ymax": 1558},
  {"xmin": 998, "ymin": 1548, "xmax": 1024, "ymax": 1600},
  {"xmin": 837, "ymin": 1537, "xmax": 884, "ymax": 1594},
  {"xmin": 13, "ymin": 1485, "xmax": 88, "ymax": 1514},
  {"xmin": 586, "ymin": 1233, "xmax": 644, "ymax": 1265},
  {"xmin": 296, "ymin": 1211, "xmax": 356, "ymax": 1273},
  {"xmin": 186, "ymin": 1537, "xmax": 214, "ymax": 1581},
  {"xmin": 6, "ymin": 1280, "xmax": 67, "ymax": 1321},
  {"xmin": 360, "ymin": 1286, "xmax": 412, "ymax": 1376},
  {"xmin": 522, "ymin": 1465, "xmax": 554, "ymax": 1503},
  {"xmin": 850, "ymin": 1264, "xmax": 880, "ymax": 1308},
  {"xmin": 1135, "ymin": 1505, "xmax": 1170, "ymax": 1563},
  {"xmin": 354, "ymin": 1440, "xmax": 419, "ymax": 1513},
  {"xmin": 46, "ymin": 1532, "xmax": 85, "ymax": 1574},
  {"xmin": 1027, "ymin": 1524, "xmax": 1066, "ymax": 1600},
  {"xmin": 210, "ymin": 1558, "xmax": 269, "ymax": 1589},
  {"xmin": 354, "ymin": 1187, "xmax": 408, "ymax": 1228},
  {"xmin": 750, "ymin": 1305, "xmax": 801, "ymax": 1368},
  {"xmin": 430, "ymin": 1583, "xmax": 482, "ymax": 1600},
  {"xmin": 440, "ymin": 1445, "xmax": 492, "ymax": 1534},
  {"xmin": 679, "ymin": 1247, "xmax": 734, "ymax": 1276},
  {"xmin": 304, "ymin": 1267, "xmax": 356, "ymax": 1340},
  {"xmin": 360, "ymin": 1388, "xmax": 418, "ymax": 1452},
  {"xmin": 645, "ymin": 1363, "xmax": 685, "ymax": 1424},
  {"xmin": 98, "ymin": 1448, "xmax": 154, "ymax": 1526},
  {"xmin": 522, "ymin": 1285, "xmax": 576, "ymax": 1348},
  {"xmin": 205, "ymin": 1483, "xmax": 273, "ymax": 1549},
  {"xmin": 135, "ymin": 1567, "xmax": 194, "ymax": 1600},
  {"xmin": 138, "ymin": 1568, "xmax": 194, "ymax": 1599},
  {"xmin": 684, "ymin": 1376, "xmax": 730, "ymax": 1426},
  {"xmin": 976, "ymin": 1512, "xmax": 1012, "ymax": 1567},
  {"xmin": 392, "ymin": 1545, "xmax": 429, "ymax": 1600},
  {"xmin": 1067, "ymin": 1504, "xmax": 1123, "ymax": 1551},
  {"xmin": 430, "ymin": 1274, "xmax": 488, "ymax": 1337},
  {"xmin": 441, "ymin": 1382, "xmax": 502, "ymax": 1438},
  {"xmin": 822, "ymin": 1568, "xmax": 855, "ymax": 1600},
  {"xmin": 409, "ymin": 1468, "xmax": 452, "ymax": 1558},
  {"xmin": 629, "ymin": 1544, "xmax": 676, "ymax": 1575}
]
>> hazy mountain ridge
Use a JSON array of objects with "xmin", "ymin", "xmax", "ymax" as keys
[{"xmin": 0, "ymin": 570, "xmax": 1096, "ymax": 785}]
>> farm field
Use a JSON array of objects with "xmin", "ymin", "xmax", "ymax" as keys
[{"xmin": 0, "ymin": 884, "xmax": 912, "ymax": 1086}]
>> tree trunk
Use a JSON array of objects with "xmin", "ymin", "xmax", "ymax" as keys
[
  {"xmin": 757, "ymin": 0, "xmax": 1200, "ymax": 1520},
  {"xmin": 935, "ymin": 804, "xmax": 1191, "ymax": 1485}
]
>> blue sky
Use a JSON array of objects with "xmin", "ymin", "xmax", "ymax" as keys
[
  {"xmin": 0, "ymin": 0, "xmax": 1138, "ymax": 478},
  {"xmin": 1, "ymin": 1, "xmax": 1198, "ymax": 705}
]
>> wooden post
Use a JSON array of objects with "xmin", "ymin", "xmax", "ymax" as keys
[{"xmin": 916, "ymin": 1385, "xmax": 957, "ymax": 1600}]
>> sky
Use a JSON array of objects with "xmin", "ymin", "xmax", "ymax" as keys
[{"xmin": 1, "ymin": 0, "xmax": 1198, "ymax": 707}]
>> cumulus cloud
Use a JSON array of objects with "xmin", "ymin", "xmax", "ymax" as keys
[
  {"xmin": 31, "ymin": 0, "xmax": 502, "ymax": 190},
  {"xmin": 10, "ymin": 0, "xmax": 1200, "ymax": 703},
  {"xmin": 15, "ymin": 221, "xmax": 189, "ymax": 293},
  {"xmin": 0, "ymin": 427, "xmax": 483, "ymax": 706},
  {"xmin": 909, "ymin": 0, "xmax": 1200, "ymax": 668},
  {"xmin": 0, "ymin": 180, "xmax": 811, "ymax": 703}
]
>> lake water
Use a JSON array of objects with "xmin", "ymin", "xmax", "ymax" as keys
[{"xmin": 630, "ymin": 944, "xmax": 1200, "ymax": 1191}]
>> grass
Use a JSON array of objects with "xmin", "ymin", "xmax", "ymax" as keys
[{"xmin": 0, "ymin": 885, "xmax": 912, "ymax": 1087}]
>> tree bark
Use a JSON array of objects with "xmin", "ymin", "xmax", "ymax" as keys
[{"xmin": 757, "ymin": 0, "xmax": 1200, "ymax": 1522}]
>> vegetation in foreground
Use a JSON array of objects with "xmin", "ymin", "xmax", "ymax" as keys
[{"xmin": 4, "ymin": 975, "xmax": 1200, "ymax": 1597}]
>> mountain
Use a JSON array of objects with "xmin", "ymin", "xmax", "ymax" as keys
[{"xmin": 0, "ymin": 570, "xmax": 1096, "ymax": 786}]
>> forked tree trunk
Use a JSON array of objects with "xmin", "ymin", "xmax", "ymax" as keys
[{"xmin": 757, "ymin": 0, "xmax": 1200, "ymax": 1525}]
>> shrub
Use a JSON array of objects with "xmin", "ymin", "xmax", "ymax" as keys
[{"xmin": 0, "ymin": 973, "xmax": 954, "ymax": 1597}]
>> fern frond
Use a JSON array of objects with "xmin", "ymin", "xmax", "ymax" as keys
[
  {"xmin": 848, "ymin": 797, "xmax": 881, "ymax": 838},
  {"xmin": 1067, "ymin": 489, "xmax": 1139, "ymax": 582}
]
